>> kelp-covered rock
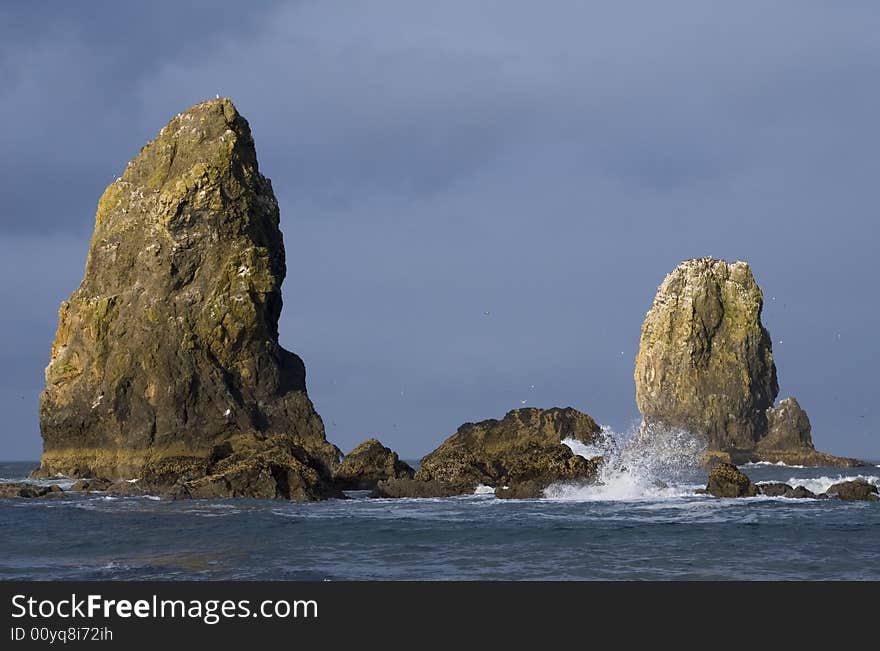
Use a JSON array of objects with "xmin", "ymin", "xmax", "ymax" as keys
[
  {"xmin": 36, "ymin": 98, "xmax": 339, "ymax": 499},
  {"xmin": 635, "ymin": 258, "xmax": 862, "ymax": 467},
  {"xmin": 825, "ymin": 479, "xmax": 879, "ymax": 502},
  {"xmin": 706, "ymin": 463, "xmax": 757, "ymax": 498},
  {"xmin": 405, "ymin": 407, "xmax": 605, "ymax": 497},
  {"xmin": 334, "ymin": 438, "xmax": 414, "ymax": 490}
]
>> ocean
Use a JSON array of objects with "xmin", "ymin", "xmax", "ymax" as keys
[{"xmin": 2, "ymin": 452, "xmax": 878, "ymax": 581}]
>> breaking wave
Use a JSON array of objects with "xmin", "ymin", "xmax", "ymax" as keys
[
  {"xmin": 742, "ymin": 461, "xmax": 805, "ymax": 469},
  {"xmin": 551, "ymin": 423, "xmax": 706, "ymax": 501},
  {"xmin": 782, "ymin": 474, "xmax": 880, "ymax": 495}
]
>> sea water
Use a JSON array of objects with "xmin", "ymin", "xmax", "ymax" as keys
[{"xmin": 1, "ymin": 432, "xmax": 878, "ymax": 580}]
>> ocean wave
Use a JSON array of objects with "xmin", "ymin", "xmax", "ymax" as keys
[
  {"xmin": 742, "ymin": 461, "xmax": 806, "ymax": 469},
  {"xmin": 552, "ymin": 424, "xmax": 706, "ymax": 501},
  {"xmin": 473, "ymin": 484, "xmax": 495, "ymax": 495},
  {"xmin": 783, "ymin": 474, "xmax": 879, "ymax": 495}
]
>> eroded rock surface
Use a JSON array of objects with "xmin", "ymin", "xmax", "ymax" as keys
[{"xmin": 36, "ymin": 98, "xmax": 339, "ymax": 499}]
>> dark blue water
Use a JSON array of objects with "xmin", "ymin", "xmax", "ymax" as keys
[{"xmin": 2, "ymin": 460, "xmax": 878, "ymax": 580}]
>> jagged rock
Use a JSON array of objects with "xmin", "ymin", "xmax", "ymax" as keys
[
  {"xmin": 373, "ymin": 478, "xmax": 462, "ymax": 499},
  {"xmin": 0, "ymin": 483, "xmax": 66, "ymax": 499},
  {"xmin": 706, "ymin": 463, "xmax": 757, "ymax": 498},
  {"xmin": 784, "ymin": 485, "xmax": 816, "ymax": 499},
  {"xmin": 825, "ymin": 479, "xmax": 879, "ymax": 502},
  {"xmin": 406, "ymin": 407, "xmax": 605, "ymax": 497},
  {"xmin": 757, "ymin": 482, "xmax": 792, "ymax": 497},
  {"xmin": 756, "ymin": 482, "xmax": 816, "ymax": 499},
  {"xmin": 757, "ymin": 398, "xmax": 862, "ymax": 467},
  {"xmin": 69, "ymin": 478, "xmax": 113, "ymax": 492},
  {"xmin": 35, "ymin": 98, "xmax": 340, "ymax": 500},
  {"xmin": 334, "ymin": 438, "xmax": 414, "ymax": 490},
  {"xmin": 635, "ymin": 257, "xmax": 862, "ymax": 467}
]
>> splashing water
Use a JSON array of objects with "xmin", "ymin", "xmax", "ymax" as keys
[{"xmin": 549, "ymin": 423, "xmax": 707, "ymax": 501}]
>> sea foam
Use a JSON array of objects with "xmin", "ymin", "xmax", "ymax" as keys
[{"xmin": 551, "ymin": 424, "xmax": 706, "ymax": 501}]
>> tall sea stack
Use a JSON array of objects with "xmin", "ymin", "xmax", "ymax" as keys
[
  {"xmin": 37, "ymin": 98, "xmax": 341, "ymax": 498},
  {"xmin": 634, "ymin": 257, "xmax": 861, "ymax": 467}
]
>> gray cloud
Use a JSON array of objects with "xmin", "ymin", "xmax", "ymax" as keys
[{"xmin": 1, "ymin": 1, "xmax": 878, "ymax": 460}]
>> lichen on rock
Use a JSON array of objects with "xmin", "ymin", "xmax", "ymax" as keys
[{"xmin": 36, "ymin": 98, "xmax": 340, "ymax": 499}]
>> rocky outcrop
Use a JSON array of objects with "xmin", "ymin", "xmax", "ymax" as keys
[
  {"xmin": 0, "ymin": 483, "xmax": 66, "ymax": 499},
  {"xmin": 757, "ymin": 398, "xmax": 862, "ymax": 467},
  {"xmin": 386, "ymin": 407, "xmax": 606, "ymax": 498},
  {"xmin": 825, "ymin": 479, "xmax": 879, "ymax": 502},
  {"xmin": 635, "ymin": 258, "xmax": 862, "ymax": 467},
  {"xmin": 35, "ymin": 98, "xmax": 340, "ymax": 500},
  {"xmin": 69, "ymin": 478, "xmax": 112, "ymax": 492},
  {"xmin": 706, "ymin": 463, "xmax": 757, "ymax": 498},
  {"xmin": 334, "ymin": 438, "xmax": 414, "ymax": 490},
  {"xmin": 756, "ymin": 482, "xmax": 816, "ymax": 498},
  {"xmin": 374, "ymin": 478, "xmax": 463, "ymax": 499}
]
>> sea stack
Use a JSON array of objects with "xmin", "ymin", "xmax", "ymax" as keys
[
  {"xmin": 36, "ymin": 98, "xmax": 341, "ymax": 498},
  {"xmin": 634, "ymin": 257, "xmax": 861, "ymax": 467}
]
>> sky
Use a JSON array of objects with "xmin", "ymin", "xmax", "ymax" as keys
[{"xmin": 1, "ymin": 1, "xmax": 878, "ymax": 460}]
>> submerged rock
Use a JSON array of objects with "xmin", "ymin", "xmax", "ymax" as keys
[
  {"xmin": 393, "ymin": 407, "xmax": 605, "ymax": 498},
  {"xmin": 825, "ymin": 479, "xmax": 879, "ymax": 502},
  {"xmin": 334, "ymin": 438, "xmax": 414, "ymax": 490},
  {"xmin": 373, "ymin": 478, "xmax": 462, "ymax": 499},
  {"xmin": 35, "ymin": 98, "xmax": 339, "ymax": 500},
  {"xmin": 635, "ymin": 257, "xmax": 862, "ymax": 467},
  {"xmin": 706, "ymin": 463, "xmax": 757, "ymax": 498}
]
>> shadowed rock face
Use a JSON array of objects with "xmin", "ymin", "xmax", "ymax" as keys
[
  {"xmin": 36, "ymin": 98, "xmax": 340, "ymax": 497},
  {"xmin": 635, "ymin": 258, "xmax": 861, "ymax": 467}
]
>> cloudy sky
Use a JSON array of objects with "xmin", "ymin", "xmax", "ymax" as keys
[{"xmin": 1, "ymin": 1, "xmax": 878, "ymax": 460}]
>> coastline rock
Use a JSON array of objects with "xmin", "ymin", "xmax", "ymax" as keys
[
  {"xmin": 410, "ymin": 407, "xmax": 606, "ymax": 497},
  {"xmin": 755, "ymin": 482, "xmax": 816, "ymax": 498},
  {"xmin": 784, "ymin": 485, "xmax": 816, "ymax": 499},
  {"xmin": 756, "ymin": 482, "xmax": 792, "ymax": 497},
  {"xmin": 756, "ymin": 398, "xmax": 862, "ymax": 467},
  {"xmin": 0, "ymin": 483, "xmax": 66, "ymax": 499},
  {"xmin": 825, "ymin": 479, "xmax": 879, "ymax": 502},
  {"xmin": 334, "ymin": 438, "xmax": 414, "ymax": 490},
  {"xmin": 69, "ymin": 478, "xmax": 113, "ymax": 492},
  {"xmin": 635, "ymin": 257, "xmax": 862, "ymax": 467},
  {"xmin": 706, "ymin": 463, "xmax": 757, "ymax": 498},
  {"xmin": 35, "ymin": 98, "xmax": 339, "ymax": 500},
  {"xmin": 373, "ymin": 478, "xmax": 462, "ymax": 499}
]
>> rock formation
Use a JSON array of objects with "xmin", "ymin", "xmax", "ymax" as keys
[
  {"xmin": 35, "ymin": 98, "xmax": 340, "ymax": 499},
  {"xmin": 635, "ymin": 257, "xmax": 861, "ymax": 467},
  {"xmin": 706, "ymin": 463, "xmax": 757, "ymax": 498},
  {"xmin": 376, "ymin": 407, "xmax": 606, "ymax": 498},
  {"xmin": 825, "ymin": 479, "xmax": 879, "ymax": 502},
  {"xmin": 334, "ymin": 438, "xmax": 414, "ymax": 490},
  {"xmin": 757, "ymin": 398, "xmax": 860, "ymax": 466}
]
